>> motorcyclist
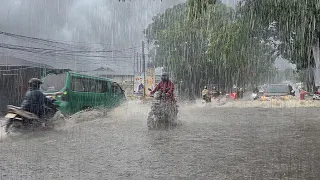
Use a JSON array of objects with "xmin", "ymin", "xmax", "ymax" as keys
[
  {"xmin": 20, "ymin": 78, "xmax": 54, "ymax": 119},
  {"xmin": 212, "ymin": 86, "xmax": 218, "ymax": 98},
  {"xmin": 288, "ymin": 84, "xmax": 295, "ymax": 96},
  {"xmin": 150, "ymin": 72, "xmax": 177, "ymax": 114},
  {"xmin": 239, "ymin": 87, "xmax": 244, "ymax": 99},
  {"xmin": 150, "ymin": 72, "xmax": 175, "ymax": 100},
  {"xmin": 202, "ymin": 86, "xmax": 209, "ymax": 100}
]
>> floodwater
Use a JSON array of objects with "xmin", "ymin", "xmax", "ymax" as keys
[{"xmin": 0, "ymin": 100, "xmax": 320, "ymax": 179}]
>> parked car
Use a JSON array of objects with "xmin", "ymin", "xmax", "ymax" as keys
[
  {"xmin": 313, "ymin": 87, "xmax": 320, "ymax": 100},
  {"xmin": 261, "ymin": 84, "xmax": 295, "ymax": 100}
]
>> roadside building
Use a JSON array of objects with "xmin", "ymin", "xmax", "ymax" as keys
[{"xmin": 0, "ymin": 56, "xmax": 57, "ymax": 114}]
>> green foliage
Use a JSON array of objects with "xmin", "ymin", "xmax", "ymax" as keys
[
  {"xmin": 145, "ymin": 1, "xmax": 277, "ymax": 95},
  {"xmin": 187, "ymin": 0, "xmax": 217, "ymax": 21},
  {"xmin": 240, "ymin": 0, "xmax": 319, "ymax": 70},
  {"xmin": 187, "ymin": 0, "xmax": 320, "ymax": 88}
]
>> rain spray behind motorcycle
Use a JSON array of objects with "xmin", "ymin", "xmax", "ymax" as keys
[{"xmin": 147, "ymin": 87, "xmax": 178, "ymax": 129}]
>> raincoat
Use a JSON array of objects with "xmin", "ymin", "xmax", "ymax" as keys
[
  {"xmin": 21, "ymin": 87, "xmax": 53, "ymax": 118},
  {"xmin": 300, "ymin": 90, "xmax": 309, "ymax": 100},
  {"xmin": 202, "ymin": 89, "xmax": 209, "ymax": 97},
  {"xmin": 150, "ymin": 80, "xmax": 175, "ymax": 99}
]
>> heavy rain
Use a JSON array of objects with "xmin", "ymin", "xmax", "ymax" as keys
[{"xmin": 0, "ymin": 0, "xmax": 320, "ymax": 179}]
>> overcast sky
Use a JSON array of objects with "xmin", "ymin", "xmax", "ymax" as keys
[{"xmin": 4, "ymin": 0, "xmax": 284, "ymax": 72}]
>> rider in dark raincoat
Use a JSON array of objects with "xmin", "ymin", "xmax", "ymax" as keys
[{"xmin": 21, "ymin": 78, "xmax": 54, "ymax": 118}]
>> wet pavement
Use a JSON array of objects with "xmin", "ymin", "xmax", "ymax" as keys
[{"xmin": 0, "ymin": 101, "xmax": 320, "ymax": 179}]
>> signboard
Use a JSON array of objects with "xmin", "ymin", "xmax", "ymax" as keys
[
  {"xmin": 145, "ymin": 68, "xmax": 155, "ymax": 96},
  {"xmin": 134, "ymin": 75, "xmax": 144, "ymax": 95}
]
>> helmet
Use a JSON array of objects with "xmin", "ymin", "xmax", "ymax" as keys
[
  {"xmin": 161, "ymin": 72, "xmax": 169, "ymax": 82},
  {"xmin": 204, "ymin": 86, "xmax": 207, "ymax": 89},
  {"xmin": 28, "ymin": 78, "xmax": 42, "ymax": 88}
]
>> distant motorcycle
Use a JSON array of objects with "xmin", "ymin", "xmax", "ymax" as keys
[
  {"xmin": 3, "ymin": 97, "xmax": 61, "ymax": 134},
  {"xmin": 313, "ymin": 92, "xmax": 320, "ymax": 100},
  {"xmin": 252, "ymin": 93, "xmax": 258, "ymax": 100},
  {"xmin": 147, "ymin": 88, "xmax": 178, "ymax": 129}
]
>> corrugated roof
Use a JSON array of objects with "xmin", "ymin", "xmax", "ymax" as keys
[
  {"xmin": 0, "ymin": 56, "xmax": 54, "ymax": 68},
  {"xmin": 93, "ymin": 67, "xmax": 115, "ymax": 72}
]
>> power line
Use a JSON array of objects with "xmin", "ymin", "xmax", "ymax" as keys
[
  {"xmin": 0, "ymin": 30, "xmax": 139, "ymax": 46},
  {"xmin": 0, "ymin": 31, "xmax": 75, "ymax": 46},
  {"xmin": 1, "ymin": 47, "xmax": 136, "ymax": 69},
  {"xmin": 0, "ymin": 30, "xmax": 140, "ymax": 69},
  {"xmin": 0, "ymin": 66, "xmax": 42, "ymax": 72},
  {"xmin": 0, "ymin": 42, "xmax": 140, "ymax": 54},
  {"xmin": 0, "ymin": 30, "xmax": 140, "ymax": 51},
  {"xmin": 0, "ymin": 42, "xmax": 138, "ymax": 63}
]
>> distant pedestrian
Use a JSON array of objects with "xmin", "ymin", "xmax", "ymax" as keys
[{"xmin": 300, "ymin": 88, "xmax": 309, "ymax": 100}]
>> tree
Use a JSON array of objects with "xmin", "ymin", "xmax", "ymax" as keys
[
  {"xmin": 196, "ymin": 0, "xmax": 320, "ymax": 90},
  {"xmin": 187, "ymin": 0, "xmax": 217, "ymax": 20},
  {"xmin": 145, "ymin": 2, "xmax": 277, "ymax": 98}
]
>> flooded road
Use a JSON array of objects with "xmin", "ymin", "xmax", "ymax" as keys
[{"xmin": 0, "ymin": 101, "xmax": 320, "ymax": 179}]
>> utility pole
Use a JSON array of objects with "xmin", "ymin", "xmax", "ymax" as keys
[
  {"xmin": 133, "ymin": 52, "xmax": 136, "ymax": 94},
  {"xmin": 139, "ymin": 54, "xmax": 142, "ymax": 73},
  {"xmin": 136, "ymin": 52, "xmax": 139, "ymax": 73},
  {"xmin": 147, "ymin": 39, "xmax": 150, "ymax": 66},
  {"xmin": 133, "ymin": 52, "xmax": 135, "ymax": 75},
  {"xmin": 142, "ymin": 41, "xmax": 146, "ymax": 97}
]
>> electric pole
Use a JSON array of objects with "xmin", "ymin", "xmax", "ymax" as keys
[
  {"xmin": 139, "ymin": 54, "xmax": 142, "ymax": 73},
  {"xmin": 133, "ymin": 52, "xmax": 135, "ymax": 74},
  {"xmin": 136, "ymin": 52, "xmax": 139, "ymax": 73},
  {"xmin": 142, "ymin": 41, "xmax": 146, "ymax": 97}
]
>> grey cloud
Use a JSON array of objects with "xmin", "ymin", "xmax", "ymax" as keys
[{"xmin": 0, "ymin": 0, "xmax": 237, "ymax": 71}]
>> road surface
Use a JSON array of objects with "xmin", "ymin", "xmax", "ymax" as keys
[{"xmin": 0, "ymin": 100, "xmax": 319, "ymax": 179}]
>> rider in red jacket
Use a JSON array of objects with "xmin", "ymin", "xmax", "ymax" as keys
[{"xmin": 150, "ymin": 72, "xmax": 175, "ymax": 100}]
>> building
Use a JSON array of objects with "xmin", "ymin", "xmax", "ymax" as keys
[
  {"xmin": 0, "ymin": 56, "xmax": 54, "ymax": 114},
  {"xmin": 90, "ymin": 67, "xmax": 134, "ymax": 83}
]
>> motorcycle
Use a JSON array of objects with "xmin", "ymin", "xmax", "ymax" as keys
[
  {"xmin": 252, "ymin": 93, "xmax": 258, "ymax": 100},
  {"xmin": 3, "ymin": 97, "xmax": 61, "ymax": 134},
  {"xmin": 147, "ymin": 88, "xmax": 178, "ymax": 129},
  {"xmin": 313, "ymin": 92, "xmax": 320, "ymax": 100},
  {"xmin": 202, "ymin": 94, "xmax": 211, "ymax": 103}
]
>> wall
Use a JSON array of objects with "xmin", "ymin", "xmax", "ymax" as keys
[{"xmin": 0, "ymin": 66, "xmax": 43, "ymax": 115}]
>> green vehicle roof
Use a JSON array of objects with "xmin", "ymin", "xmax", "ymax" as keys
[
  {"xmin": 68, "ymin": 71, "xmax": 114, "ymax": 82},
  {"xmin": 42, "ymin": 71, "xmax": 115, "ymax": 82}
]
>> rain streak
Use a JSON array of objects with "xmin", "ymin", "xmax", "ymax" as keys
[{"xmin": 0, "ymin": 0, "xmax": 320, "ymax": 179}]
